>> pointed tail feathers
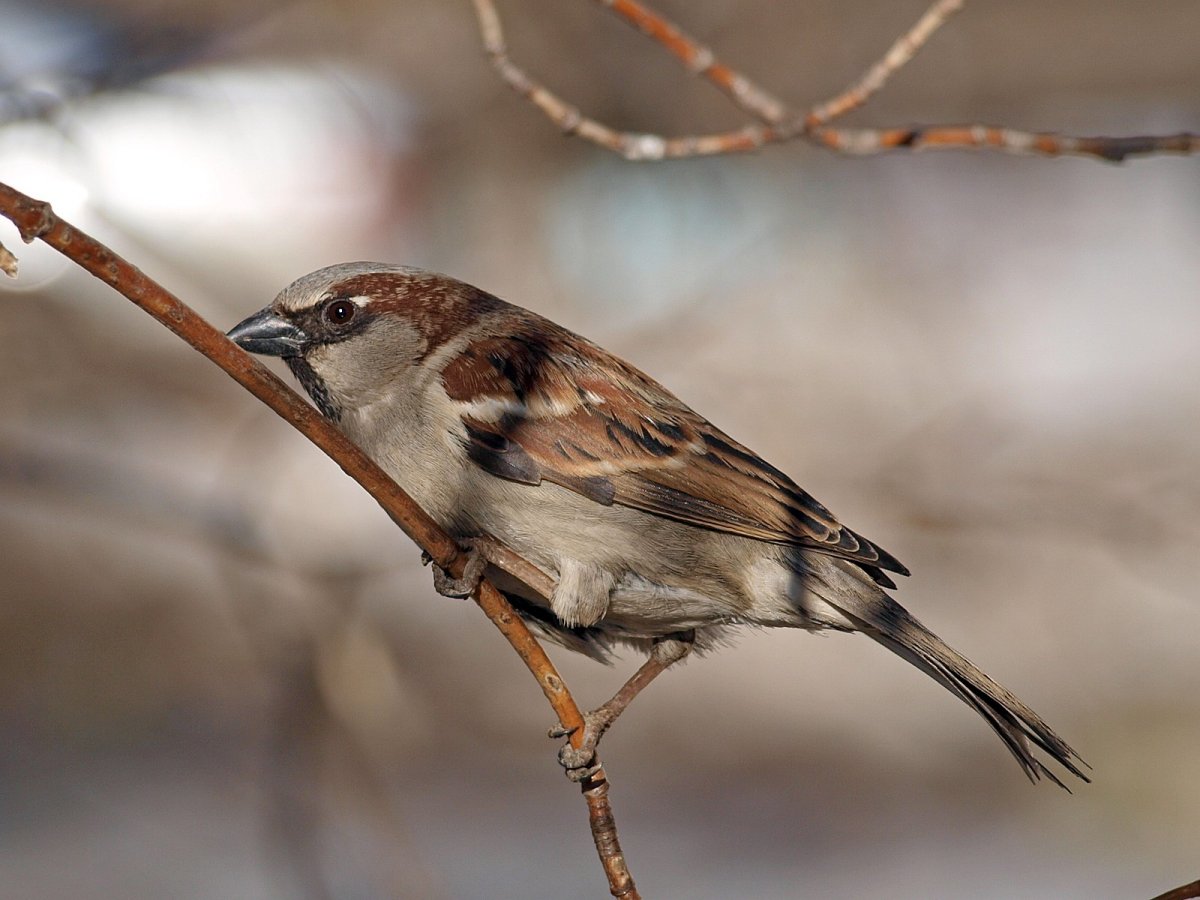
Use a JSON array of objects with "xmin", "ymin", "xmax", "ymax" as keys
[{"xmin": 826, "ymin": 584, "xmax": 1089, "ymax": 788}]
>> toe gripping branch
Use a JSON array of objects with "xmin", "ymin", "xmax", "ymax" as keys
[
  {"xmin": 424, "ymin": 542, "xmax": 489, "ymax": 599},
  {"xmin": 550, "ymin": 631, "xmax": 695, "ymax": 783}
]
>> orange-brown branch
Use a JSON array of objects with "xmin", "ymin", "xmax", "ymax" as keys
[
  {"xmin": 804, "ymin": 0, "xmax": 964, "ymax": 128},
  {"xmin": 473, "ymin": 0, "xmax": 1199, "ymax": 163},
  {"xmin": 1149, "ymin": 878, "xmax": 1200, "ymax": 900},
  {"xmin": 595, "ymin": 0, "xmax": 787, "ymax": 124},
  {"xmin": 0, "ymin": 181, "xmax": 639, "ymax": 900},
  {"xmin": 813, "ymin": 125, "xmax": 1200, "ymax": 162}
]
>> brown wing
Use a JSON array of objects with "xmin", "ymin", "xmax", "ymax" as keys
[{"xmin": 442, "ymin": 326, "xmax": 908, "ymax": 582}]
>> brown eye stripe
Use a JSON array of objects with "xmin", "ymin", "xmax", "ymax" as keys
[{"xmin": 329, "ymin": 272, "xmax": 504, "ymax": 360}]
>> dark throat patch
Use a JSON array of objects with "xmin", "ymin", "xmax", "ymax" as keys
[{"xmin": 285, "ymin": 356, "xmax": 342, "ymax": 422}]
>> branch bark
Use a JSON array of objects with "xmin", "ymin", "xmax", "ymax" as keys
[
  {"xmin": 473, "ymin": 0, "xmax": 1199, "ymax": 162},
  {"xmin": 0, "ymin": 181, "xmax": 640, "ymax": 899},
  {"xmin": 1149, "ymin": 879, "xmax": 1200, "ymax": 900}
]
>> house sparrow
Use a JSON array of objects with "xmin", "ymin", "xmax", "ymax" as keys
[{"xmin": 228, "ymin": 262, "xmax": 1087, "ymax": 787}]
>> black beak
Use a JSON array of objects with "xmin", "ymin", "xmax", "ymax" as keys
[{"xmin": 227, "ymin": 307, "xmax": 306, "ymax": 357}]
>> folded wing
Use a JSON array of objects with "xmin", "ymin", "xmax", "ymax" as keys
[{"xmin": 441, "ymin": 325, "xmax": 909, "ymax": 583}]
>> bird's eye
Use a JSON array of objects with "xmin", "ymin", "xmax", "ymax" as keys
[{"xmin": 324, "ymin": 299, "xmax": 356, "ymax": 325}]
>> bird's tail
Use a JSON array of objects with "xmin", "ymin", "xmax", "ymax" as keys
[{"xmin": 812, "ymin": 565, "xmax": 1089, "ymax": 788}]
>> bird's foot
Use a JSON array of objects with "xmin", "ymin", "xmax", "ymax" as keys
[
  {"xmin": 423, "ymin": 541, "xmax": 488, "ymax": 599},
  {"xmin": 549, "ymin": 708, "xmax": 616, "ymax": 783}
]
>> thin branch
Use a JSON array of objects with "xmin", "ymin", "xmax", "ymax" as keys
[
  {"xmin": 473, "ymin": 0, "xmax": 774, "ymax": 159},
  {"xmin": 1149, "ymin": 878, "xmax": 1200, "ymax": 900},
  {"xmin": 0, "ymin": 238, "xmax": 16, "ymax": 276},
  {"xmin": 593, "ymin": 0, "xmax": 788, "ymax": 124},
  {"xmin": 472, "ymin": 0, "xmax": 1200, "ymax": 162},
  {"xmin": 812, "ymin": 125, "xmax": 1200, "ymax": 161},
  {"xmin": 804, "ymin": 0, "xmax": 964, "ymax": 127},
  {"xmin": 474, "ymin": 0, "xmax": 668, "ymax": 160},
  {"xmin": 0, "ymin": 181, "xmax": 639, "ymax": 900},
  {"xmin": 598, "ymin": 0, "xmax": 964, "ymax": 130}
]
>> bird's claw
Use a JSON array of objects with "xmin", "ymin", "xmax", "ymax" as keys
[
  {"xmin": 550, "ymin": 709, "xmax": 615, "ymax": 782},
  {"xmin": 562, "ymin": 760, "xmax": 603, "ymax": 783},
  {"xmin": 430, "ymin": 542, "xmax": 487, "ymax": 599}
]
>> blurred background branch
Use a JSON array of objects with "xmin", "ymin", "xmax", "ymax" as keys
[{"xmin": 475, "ymin": 0, "xmax": 1199, "ymax": 160}]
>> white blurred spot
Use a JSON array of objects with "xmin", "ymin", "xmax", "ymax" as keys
[
  {"xmin": 70, "ymin": 64, "xmax": 416, "ymax": 281},
  {"xmin": 0, "ymin": 124, "xmax": 89, "ymax": 291}
]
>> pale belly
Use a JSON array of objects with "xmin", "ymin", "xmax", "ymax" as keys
[{"xmin": 343, "ymin": 395, "xmax": 818, "ymax": 637}]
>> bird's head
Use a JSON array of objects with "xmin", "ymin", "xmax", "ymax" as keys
[{"xmin": 227, "ymin": 262, "xmax": 499, "ymax": 420}]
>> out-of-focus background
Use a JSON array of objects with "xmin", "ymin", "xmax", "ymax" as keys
[{"xmin": 2, "ymin": 1, "xmax": 1198, "ymax": 897}]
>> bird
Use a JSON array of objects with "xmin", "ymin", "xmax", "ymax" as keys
[{"xmin": 228, "ymin": 262, "xmax": 1087, "ymax": 787}]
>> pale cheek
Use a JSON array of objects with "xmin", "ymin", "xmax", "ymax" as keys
[
  {"xmin": 309, "ymin": 339, "xmax": 416, "ymax": 409},
  {"xmin": 303, "ymin": 345, "xmax": 353, "ymax": 403}
]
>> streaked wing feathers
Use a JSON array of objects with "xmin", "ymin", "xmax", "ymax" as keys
[{"xmin": 442, "ymin": 327, "xmax": 908, "ymax": 579}]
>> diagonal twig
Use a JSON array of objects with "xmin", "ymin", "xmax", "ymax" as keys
[
  {"xmin": 1149, "ymin": 878, "xmax": 1200, "ymax": 900},
  {"xmin": 0, "ymin": 238, "xmax": 16, "ymax": 276},
  {"xmin": 0, "ymin": 181, "xmax": 640, "ymax": 900},
  {"xmin": 472, "ymin": 0, "xmax": 1200, "ymax": 163},
  {"xmin": 472, "ymin": 0, "xmax": 779, "ymax": 159},
  {"xmin": 804, "ymin": 0, "xmax": 964, "ymax": 127},
  {"xmin": 598, "ymin": 0, "xmax": 964, "ymax": 130},
  {"xmin": 593, "ymin": 0, "xmax": 788, "ymax": 124}
]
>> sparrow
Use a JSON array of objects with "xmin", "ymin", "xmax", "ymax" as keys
[{"xmin": 228, "ymin": 262, "xmax": 1087, "ymax": 787}]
